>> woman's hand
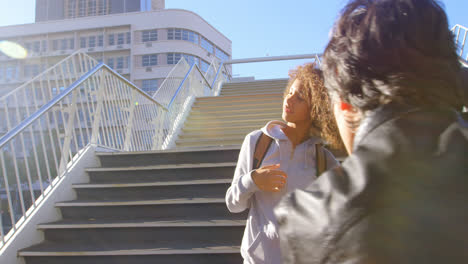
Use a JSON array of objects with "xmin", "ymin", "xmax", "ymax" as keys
[{"xmin": 252, "ymin": 164, "xmax": 288, "ymax": 192}]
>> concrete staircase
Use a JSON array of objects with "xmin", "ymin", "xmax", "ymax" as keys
[
  {"xmin": 18, "ymin": 147, "xmax": 246, "ymax": 264},
  {"xmin": 17, "ymin": 79, "xmax": 288, "ymax": 263},
  {"xmin": 175, "ymin": 79, "xmax": 288, "ymax": 148}
]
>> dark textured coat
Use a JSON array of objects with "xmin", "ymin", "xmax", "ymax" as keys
[{"xmin": 275, "ymin": 103, "xmax": 468, "ymax": 264}]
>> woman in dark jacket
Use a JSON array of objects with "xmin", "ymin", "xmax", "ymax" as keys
[{"xmin": 275, "ymin": 0, "xmax": 468, "ymax": 263}]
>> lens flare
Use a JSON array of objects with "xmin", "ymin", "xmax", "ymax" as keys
[{"xmin": 0, "ymin": 41, "xmax": 28, "ymax": 59}]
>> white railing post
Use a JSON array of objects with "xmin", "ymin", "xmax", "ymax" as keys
[
  {"xmin": 58, "ymin": 89, "xmax": 79, "ymax": 175},
  {"xmin": 123, "ymin": 89, "xmax": 138, "ymax": 151},
  {"xmin": 90, "ymin": 70, "xmax": 106, "ymax": 145}
]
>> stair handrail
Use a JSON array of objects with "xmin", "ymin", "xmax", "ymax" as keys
[
  {"xmin": 0, "ymin": 50, "xmax": 99, "ymax": 134},
  {"xmin": 158, "ymin": 60, "xmax": 227, "ymax": 149},
  {"xmin": 0, "ymin": 60, "xmax": 168, "ymax": 251},
  {"xmin": 168, "ymin": 63, "xmax": 214, "ymax": 108},
  {"xmin": 452, "ymin": 24, "xmax": 468, "ymax": 62},
  {"xmin": 0, "ymin": 63, "xmax": 165, "ymax": 151}
]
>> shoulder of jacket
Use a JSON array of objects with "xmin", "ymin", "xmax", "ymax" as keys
[{"xmin": 245, "ymin": 129, "xmax": 264, "ymax": 141}]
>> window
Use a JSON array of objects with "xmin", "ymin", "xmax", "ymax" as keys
[
  {"xmin": 88, "ymin": 0, "xmax": 97, "ymax": 16},
  {"xmin": 107, "ymin": 58, "xmax": 114, "ymax": 68},
  {"xmin": 33, "ymin": 41, "xmax": 40, "ymax": 53},
  {"xmin": 78, "ymin": 0, "xmax": 86, "ymax": 17},
  {"xmin": 183, "ymin": 54, "xmax": 198, "ymax": 66},
  {"xmin": 201, "ymin": 37, "xmax": 214, "ymax": 53},
  {"xmin": 141, "ymin": 79, "xmax": 158, "ymax": 94},
  {"xmin": 167, "ymin": 53, "xmax": 181, "ymax": 65},
  {"xmin": 42, "ymin": 40, "xmax": 47, "ymax": 52},
  {"xmin": 24, "ymin": 64, "xmax": 40, "ymax": 77},
  {"xmin": 24, "ymin": 43, "xmax": 32, "ymax": 52},
  {"xmin": 52, "ymin": 86, "xmax": 66, "ymax": 96},
  {"xmin": 80, "ymin": 37, "xmax": 87, "ymax": 48},
  {"xmin": 98, "ymin": 35, "xmax": 104, "ymax": 47},
  {"xmin": 116, "ymin": 57, "xmax": 124, "ymax": 69},
  {"xmin": 69, "ymin": 38, "xmax": 75, "ymax": 49},
  {"xmin": 167, "ymin": 29, "xmax": 199, "ymax": 44},
  {"xmin": 215, "ymin": 47, "xmax": 230, "ymax": 62},
  {"xmin": 53, "ymin": 40, "xmax": 59, "ymax": 51},
  {"xmin": 97, "ymin": 0, "xmax": 106, "ymax": 15},
  {"xmin": 175, "ymin": 29, "xmax": 181, "ymax": 40},
  {"xmin": 68, "ymin": 0, "xmax": 77, "ymax": 17},
  {"xmin": 126, "ymin": 32, "xmax": 131, "ymax": 44},
  {"xmin": 201, "ymin": 60, "xmax": 210, "ymax": 73},
  {"xmin": 142, "ymin": 54, "xmax": 157, "ymax": 66},
  {"xmin": 88, "ymin": 36, "xmax": 96, "ymax": 48},
  {"xmin": 142, "ymin": 30, "xmax": 157, "ymax": 42},
  {"xmin": 117, "ymin": 33, "xmax": 125, "ymax": 45},
  {"xmin": 61, "ymin": 39, "xmax": 68, "ymax": 50},
  {"xmin": 167, "ymin": 53, "xmax": 198, "ymax": 66},
  {"xmin": 108, "ymin": 34, "xmax": 115, "ymax": 46}
]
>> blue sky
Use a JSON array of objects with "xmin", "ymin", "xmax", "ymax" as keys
[{"xmin": 0, "ymin": 0, "xmax": 467, "ymax": 79}]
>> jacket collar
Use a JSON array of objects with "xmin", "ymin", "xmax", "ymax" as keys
[{"xmin": 353, "ymin": 102, "xmax": 420, "ymax": 151}]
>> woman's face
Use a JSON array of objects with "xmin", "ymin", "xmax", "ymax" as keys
[{"xmin": 282, "ymin": 79, "xmax": 311, "ymax": 124}]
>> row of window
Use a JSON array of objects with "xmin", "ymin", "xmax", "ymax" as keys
[
  {"xmin": 19, "ymin": 29, "xmax": 229, "ymax": 61},
  {"xmin": 141, "ymin": 53, "xmax": 209, "ymax": 69},
  {"xmin": 107, "ymin": 56, "xmax": 130, "ymax": 69},
  {"xmin": 80, "ymin": 32, "xmax": 131, "ymax": 49},
  {"xmin": 140, "ymin": 28, "xmax": 229, "ymax": 61},
  {"xmin": 0, "ymin": 52, "xmax": 213, "ymax": 81},
  {"xmin": 167, "ymin": 28, "xmax": 199, "ymax": 44},
  {"xmin": 141, "ymin": 79, "xmax": 158, "ymax": 94},
  {"xmin": 68, "ymin": 0, "xmax": 107, "ymax": 18},
  {"xmin": 21, "ymin": 32, "xmax": 131, "ymax": 54}
]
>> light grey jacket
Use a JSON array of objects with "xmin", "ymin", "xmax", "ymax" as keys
[{"xmin": 225, "ymin": 121, "xmax": 339, "ymax": 264}]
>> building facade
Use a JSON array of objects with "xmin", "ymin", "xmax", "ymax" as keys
[{"xmin": 0, "ymin": 0, "xmax": 231, "ymax": 97}]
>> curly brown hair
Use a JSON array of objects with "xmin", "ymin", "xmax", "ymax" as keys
[{"xmin": 284, "ymin": 63, "xmax": 345, "ymax": 152}]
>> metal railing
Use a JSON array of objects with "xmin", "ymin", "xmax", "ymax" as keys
[
  {"xmin": 0, "ymin": 57, "xmax": 169, "ymax": 250},
  {"xmin": 0, "ymin": 51, "xmax": 233, "ymax": 249},
  {"xmin": 452, "ymin": 24, "xmax": 468, "ymax": 63},
  {"xmin": 0, "ymin": 51, "xmax": 98, "ymax": 134},
  {"xmin": 156, "ymin": 58, "xmax": 231, "ymax": 149}
]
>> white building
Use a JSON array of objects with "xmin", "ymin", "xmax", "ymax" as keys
[{"xmin": 0, "ymin": 0, "xmax": 232, "ymax": 96}]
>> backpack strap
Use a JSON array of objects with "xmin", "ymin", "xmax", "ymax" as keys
[
  {"xmin": 315, "ymin": 144, "xmax": 327, "ymax": 177},
  {"xmin": 252, "ymin": 132, "xmax": 273, "ymax": 170}
]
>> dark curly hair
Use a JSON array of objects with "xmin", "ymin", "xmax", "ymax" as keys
[
  {"xmin": 322, "ymin": 0, "xmax": 464, "ymax": 112},
  {"xmin": 285, "ymin": 63, "xmax": 345, "ymax": 151}
]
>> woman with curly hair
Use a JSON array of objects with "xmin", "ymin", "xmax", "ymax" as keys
[{"xmin": 225, "ymin": 62, "xmax": 344, "ymax": 264}]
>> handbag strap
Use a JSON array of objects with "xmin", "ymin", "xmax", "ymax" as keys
[
  {"xmin": 252, "ymin": 132, "xmax": 273, "ymax": 170},
  {"xmin": 315, "ymin": 144, "xmax": 327, "ymax": 177}
]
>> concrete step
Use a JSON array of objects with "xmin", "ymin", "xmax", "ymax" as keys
[
  {"xmin": 186, "ymin": 111, "xmax": 282, "ymax": 122},
  {"xmin": 220, "ymin": 89, "xmax": 285, "ymax": 96},
  {"xmin": 57, "ymin": 198, "xmax": 246, "ymax": 221},
  {"xmin": 182, "ymin": 124, "xmax": 260, "ymax": 133},
  {"xmin": 179, "ymin": 129, "xmax": 252, "ymax": 140},
  {"xmin": 222, "ymin": 79, "xmax": 288, "ymax": 88},
  {"xmin": 20, "ymin": 243, "xmax": 242, "ymax": 264},
  {"xmin": 73, "ymin": 179, "xmax": 232, "ymax": 200},
  {"xmin": 189, "ymin": 106, "xmax": 280, "ymax": 116},
  {"xmin": 191, "ymin": 101, "xmax": 282, "ymax": 113},
  {"xmin": 182, "ymin": 120, "xmax": 269, "ymax": 132},
  {"xmin": 96, "ymin": 147, "xmax": 240, "ymax": 167},
  {"xmin": 184, "ymin": 118, "xmax": 274, "ymax": 128},
  {"xmin": 176, "ymin": 137, "xmax": 245, "ymax": 148},
  {"xmin": 194, "ymin": 93, "xmax": 283, "ymax": 105},
  {"xmin": 86, "ymin": 162, "xmax": 237, "ymax": 184},
  {"xmin": 221, "ymin": 85, "xmax": 286, "ymax": 92},
  {"xmin": 38, "ymin": 219, "xmax": 244, "ymax": 245}
]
